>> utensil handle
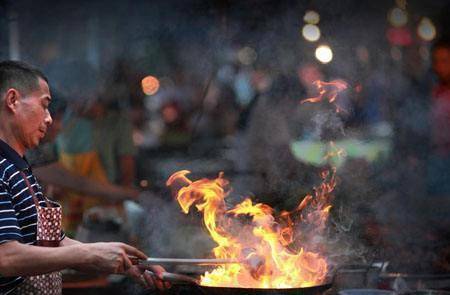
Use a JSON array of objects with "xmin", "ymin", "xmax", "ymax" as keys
[
  {"xmin": 129, "ymin": 256, "xmax": 199, "ymax": 285},
  {"xmin": 137, "ymin": 257, "xmax": 240, "ymax": 265},
  {"xmin": 146, "ymin": 270, "xmax": 199, "ymax": 285}
]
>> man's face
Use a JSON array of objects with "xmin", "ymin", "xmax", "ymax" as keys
[
  {"xmin": 14, "ymin": 78, "xmax": 53, "ymax": 149},
  {"xmin": 433, "ymin": 47, "xmax": 450, "ymax": 85}
]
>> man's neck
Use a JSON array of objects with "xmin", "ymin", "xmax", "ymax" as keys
[{"xmin": 0, "ymin": 127, "xmax": 25, "ymax": 157}]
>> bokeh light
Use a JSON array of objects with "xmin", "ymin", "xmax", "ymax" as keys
[
  {"xmin": 302, "ymin": 24, "xmax": 321, "ymax": 42},
  {"xmin": 395, "ymin": 0, "xmax": 407, "ymax": 10},
  {"xmin": 140, "ymin": 179, "xmax": 149, "ymax": 188},
  {"xmin": 417, "ymin": 17, "xmax": 436, "ymax": 42},
  {"xmin": 304, "ymin": 10, "xmax": 320, "ymax": 25},
  {"xmin": 388, "ymin": 7, "xmax": 408, "ymax": 27},
  {"xmin": 237, "ymin": 46, "xmax": 257, "ymax": 65},
  {"xmin": 315, "ymin": 45, "xmax": 333, "ymax": 64},
  {"xmin": 141, "ymin": 75, "xmax": 160, "ymax": 95}
]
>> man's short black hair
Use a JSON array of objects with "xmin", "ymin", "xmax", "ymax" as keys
[{"xmin": 0, "ymin": 60, "xmax": 48, "ymax": 97}]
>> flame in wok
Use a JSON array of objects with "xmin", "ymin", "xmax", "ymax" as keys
[{"xmin": 166, "ymin": 169, "xmax": 335, "ymax": 288}]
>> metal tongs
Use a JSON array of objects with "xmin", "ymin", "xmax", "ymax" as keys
[{"xmin": 131, "ymin": 257, "xmax": 241, "ymax": 267}]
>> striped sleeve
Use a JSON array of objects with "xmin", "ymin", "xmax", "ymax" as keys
[{"xmin": 0, "ymin": 182, "xmax": 22, "ymax": 245}]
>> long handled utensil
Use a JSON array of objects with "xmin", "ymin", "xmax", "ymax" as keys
[{"xmin": 132, "ymin": 257, "xmax": 240, "ymax": 266}]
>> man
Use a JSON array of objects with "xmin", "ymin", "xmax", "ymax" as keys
[{"xmin": 0, "ymin": 61, "xmax": 166, "ymax": 294}]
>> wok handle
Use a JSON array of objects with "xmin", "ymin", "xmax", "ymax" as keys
[
  {"xmin": 145, "ymin": 270, "xmax": 199, "ymax": 285},
  {"xmin": 128, "ymin": 256, "xmax": 199, "ymax": 285}
]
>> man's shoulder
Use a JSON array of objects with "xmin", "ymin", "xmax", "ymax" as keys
[
  {"xmin": 0, "ymin": 156, "xmax": 21, "ymax": 187},
  {"xmin": 0, "ymin": 155, "xmax": 13, "ymax": 176},
  {"xmin": 0, "ymin": 156, "xmax": 11, "ymax": 187}
]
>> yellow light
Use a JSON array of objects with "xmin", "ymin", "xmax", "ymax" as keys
[
  {"xmin": 395, "ymin": 0, "xmax": 407, "ymax": 10},
  {"xmin": 302, "ymin": 24, "xmax": 321, "ymax": 42},
  {"xmin": 417, "ymin": 17, "xmax": 436, "ymax": 42},
  {"xmin": 304, "ymin": 10, "xmax": 320, "ymax": 25},
  {"xmin": 388, "ymin": 7, "xmax": 408, "ymax": 27},
  {"xmin": 141, "ymin": 75, "xmax": 160, "ymax": 95},
  {"xmin": 140, "ymin": 180, "xmax": 149, "ymax": 188},
  {"xmin": 315, "ymin": 45, "xmax": 333, "ymax": 64}
]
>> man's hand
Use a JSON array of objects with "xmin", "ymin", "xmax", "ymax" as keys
[
  {"xmin": 127, "ymin": 264, "xmax": 170, "ymax": 291},
  {"xmin": 76, "ymin": 242, "xmax": 145, "ymax": 274},
  {"xmin": 74, "ymin": 242, "xmax": 169, "ymax": 291}
]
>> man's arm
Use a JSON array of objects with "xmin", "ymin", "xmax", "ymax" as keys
[
  {"xmin": 119, "ymin": 155, "xmax": 136, "ymax": 187},
  {"xmin": 34, "ymin": 162, "xmax": 139, "ymax": 201},
  {"xmin": 57, "ymin": 237, "xmax": 168, "ymax": 290},
  {"xmin": 0, "ymin": 240, "xmax": 145, "ymax": 277},
  {"xmin": 116, "ymin": 114, "xmax": 137, "ymax": 187},
  {"xmin": 0, "ymin": 241, "xmax": 86, "ymax": 276},
  {"xmin": 59, "ymin": 236, "xmax": 81, "ymax": 246}
]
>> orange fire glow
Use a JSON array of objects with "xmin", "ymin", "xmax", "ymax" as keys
[
  {"xmin": 323, "ymin": 141, "xmax": 347, "ymax": 162},
  {"xmin": 166, "ymin": 169, "xmax": 336, "ymax": 288},
  {"xmin": 301, "ymin": 80, "xmax": 348, "ymax": 112}
]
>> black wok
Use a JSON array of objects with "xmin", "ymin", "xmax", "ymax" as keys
[
  {"xmin": 198, "ymin": 283, "xmax": 332, "ymax": 295},
  {"xmin": 150, "ymin": 271, "xmax": 332, "ymax": 295}
]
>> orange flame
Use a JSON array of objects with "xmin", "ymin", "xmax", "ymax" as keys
[
  {"xmin": 323, "ymin": 141, "xmax": 347, "ymax": 162},
  {"xmin": 166, "ymin": 169, "xmax": 335, "ymax": 288},
  {"xmin": 301, "ymin": 80, "xmax": 348, "ymax": 112}
]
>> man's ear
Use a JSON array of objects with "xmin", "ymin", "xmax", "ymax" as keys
[{"xmin": 4, "ymin": 88, "xmax": 20, "ymax": 113}]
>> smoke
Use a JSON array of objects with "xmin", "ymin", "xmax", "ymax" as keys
[
  {"xmin": 310, "ymin": 110, "xmax": 345, "ymax": 140},
  {"xmin": 137, "ymin": 191, "xmax": 215, "ymax": 263}
]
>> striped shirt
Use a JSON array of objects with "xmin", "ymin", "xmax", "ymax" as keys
[{"xmin": 0, "ymin": 139, "xmax": 65, "ymax": 294}]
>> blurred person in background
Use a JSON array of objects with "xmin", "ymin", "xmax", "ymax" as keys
[
  {"xmin": 191, "ymin": 63, "xmax": 240, "ymax": 141},
  {"xmin": 0, "ymin": 60, "xmax": 167, "ymax": 294},
  {"xmin": 424, "ymin": 39, "xmax": 450, "ymax": 257},
  {"xmin": 428, "ymin": 38, "xmax": 450, "ymax": 198},
  {"xmin": 26, "ymin": 91, "xmax": 139, "ymax": 203},
  {"xmin": 55, "ymin": 61, "xmax": 139, "ymax": 242},
  {"xmin": 237, "ymin": 65, "xmax": 272, "ymax": 131},
  {"xmin": 89, "ymin": 90, "xmax": 137, "ymax": 188},
  {"xmin": 159, "ymin": 100, "xmax": 191, "ymax": 148}
]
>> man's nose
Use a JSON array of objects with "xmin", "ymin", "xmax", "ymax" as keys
[{"xmin": 45, "ymin": 109, "xmax": 53, "ymax": 125}]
